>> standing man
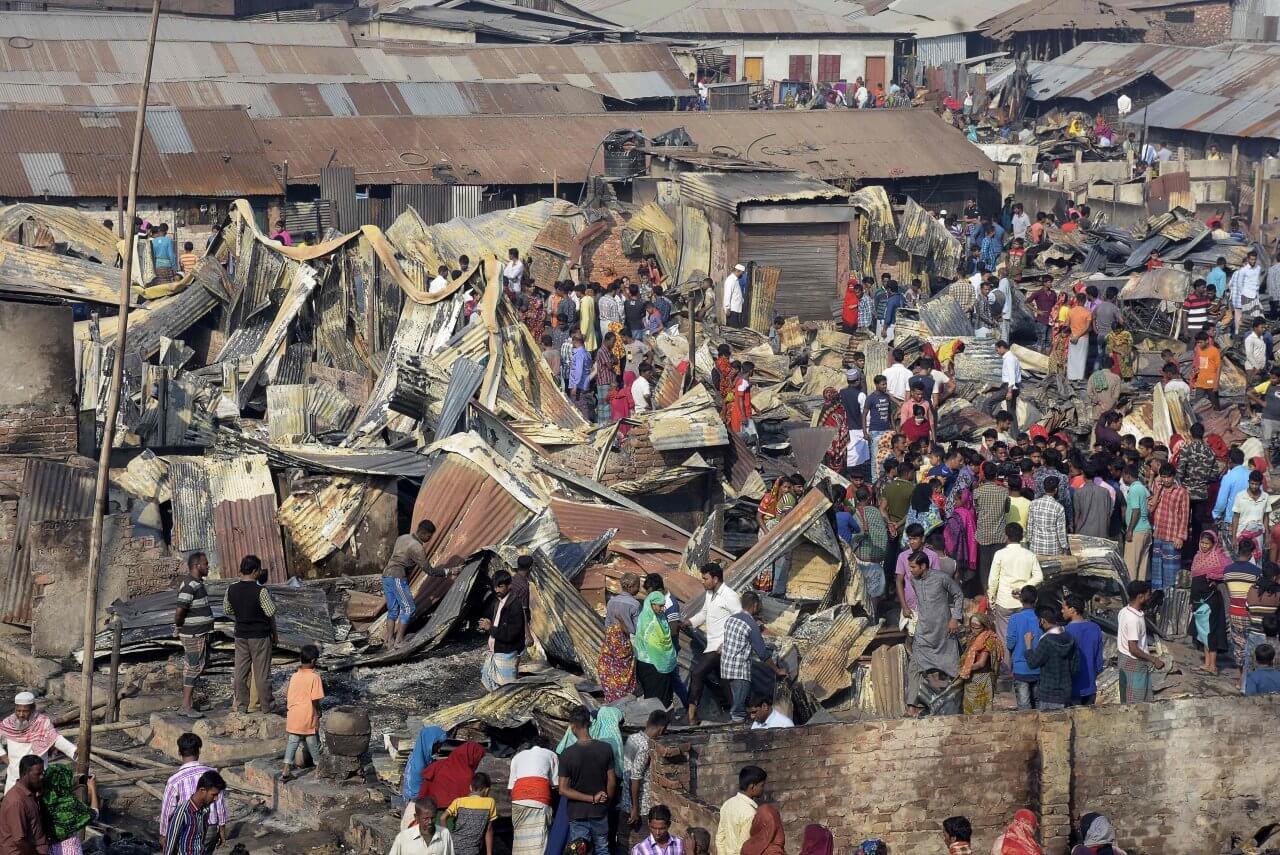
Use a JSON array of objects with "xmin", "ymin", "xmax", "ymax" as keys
[
  {"xmin": 175, "ymin": 552, "xmax": 213, "ymax": 719},
  {"xmin": 0, "ymin": 693, "xmax": 75, "ymax": 794},
  {"xmin": 1245, "ymin": 317, "xmax": 1268, "ymax": 384},
  {"xmin": 719, "ymin": 592, "xmax": 787, "ymax": 723},
  {"xmin": 1062, "ymin": 594, "xmax": 1105, "ymax": 705},
  {"xmin": 502, "ymin": 248, "xmax": 525, "ymax": 296},
  {"xmin": 1148, "ymin": 463, "xmax": 1189, "ymax": 595},
  {"xmin": 0, "ymin": 755, "xmax": 46, "ymax": 854},
  {"xmin": 1191, "ymin": 331, "xmax": 1222, "ymax": 410},
  {"xmin": 1066, "ymin": 293, "xmax": 1093, "ymax": 382},
  {"xmin": 593, "ymin": 332, "xmax": 619, "ymax": 426},
  {"xmin": 863, "ymin": 375, "xmax": 894, "ymax": 480},
  {"xmin": 904, "ymin": 550, "xmax": 964, "ymax": 710},
  {"xmin": 224, "ymin": 556, "xmax": 277, "ymax": 715},
  {"xmin": 996, "ymin": 340, "xmax": 1021, "ymax": 431},
  {"xmin": 568, "ymin": 333, "xmax": 592, "ymax": 422},
  {"xmin": 1121, "ymin": 464, "xmax": 1152, "ymax": 583},
  {"xmin": 677, "ymin": 562, "xmax": 742, "ymax": 726},
  {"xmin": 389, "ymin": 798, "xmax": 454, "ymax": 855},
  {"xmin": 630, "ymin": 805, "xmax": 682, "ymax": 855},
  {"xmin": 1230, "ymin": 250, "xmax": 1263, "ymax": 335},
  {"xmin": 974, "ymin": 463, "xmax": 1011, "ymax": 590},
  {"xmin": 1249, "ymin": 366, "xmax": 1280, "ymax": 457},
  {"xmin": 987, "ymin": 523, "xmax": 1044, "ymax": 650},
  {"xmin": 1074, "ymin": 462, "xmax": 1114, "ymax": 538},
  {"xmin": 159, "ymin": 733, "xmax": 228, "ymax": 852},
  {"xmin": 557, "ymin": 707, "xmax": 616, "ymax": 855},
  {"xmin": 479, "ymin": 570, "xmax": 526, "ymax": 691},
  {"xmin": 716, "ymin": 767, "xmax": 765, "ymax": 855},
  {"xmin": 383, "ymin": 520, "xmax": 451, "ymax": 652},
  {"xmin": 722, "ymin": 264, "xmax": 746, "ymax": 327},
  {"xmin": 1023, "ymin": 607, "xmax": 1080, "ymax": 711},
  {"xmin": 1026, "ymin": 477, "xmax": 1070, "ymax": 559},
  {"xmin": 1025, "ymin": 276, "xmax": 1058, "ymax": 353},
  {"xmin": 1117, "ymin": 581, "xmax": 1164, "ymax": 704},
  {"xmin": 161, "ymin": 770, "xmax": 227, "ymax": 855}
]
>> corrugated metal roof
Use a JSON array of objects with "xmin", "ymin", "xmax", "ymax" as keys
[
  {"xmin": 633, "ymin": 1, "xmax": 883, "ymax": 34},
  {"xmin": 529, "ymin": 551, "xmax": 604, "ymax": 680},
  {"xmin": 0, "ymin": 38, "xmax": 688, "ymax": 101},
  {"xmin": 1, "ymin": 457, "xmax": 96, "ymax": 626},
  {"xmin": 677, "ymin": 171, "xmax": 849, "ymax": 214},
  {"xmin": 0, "ymin": 11, "xmax": 354, "ymax": 46},
  {"xmin": 0, "ymin": 106, "xmax": 280, "ymax": 198},
  {"xmin": 213, "ymin": 495, "xmax": 288, "ymax": 583},
  {"xmin": 0, "ymin": 238, "xmax": 122, "ymax": 304},
  {"xmin": 277, "ymin": 477, "xmax": 375, "ymax": 563},
  {"xmin": 257, "ymin": 109, "xmax": 996, "ymax": 187},
  {"xmin": 0, "ymin": 79, "xmax": 606, "ymax": 117},
  {"xmin": 551, "ymin": 497, "xmax": 690, "ymax": 553},
  {"xmin": 794, "ymin": 607, "xmax": 874, "ymax": 700},
  {"xmin": 981, "ymin": 0, "xmax": 1147, "ymax": 39},
  {"xmin": 0, "ymin": 201, "xmax": 119, "ymax": 262},
  {"xmin": 645, "ymin": 385, "xmax": 729, "ymax": 451}
]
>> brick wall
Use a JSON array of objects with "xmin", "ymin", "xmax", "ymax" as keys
[
  {"xmin": 650, "ymin": 696, "xmax": 1280, "ymax": 855},
  {"xmin": 581, "ymin": 213, "xmax": 643, "ymax": 285},
  {"xmin": 0, "ymin": 404, "xmax": 78, "ymax": 456},
  {"xmin": 1141, "ymin": 2, "xmax": 1231, "ymax": 46}
]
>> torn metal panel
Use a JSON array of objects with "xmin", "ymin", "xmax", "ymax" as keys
[
  {"xmin": 0, "ymin": 202, "xmax": 119, "ymax": 263},
  {"xmin": 436, "ymin": 356, "xmax": 486, "ymax": 438},
  {"xmin": 112, "ymin": 450, "xmax": 171, "ymax": 503},
  {"xmin": 353, "ymin": 558, "xmax": 482, "ymax": 667},
  {"xmin": 860, "ymin": 642, "xmax": 906, "ymax": 718},
  {"xmin": 626, "ymin": 204, "xmax": 678, "ymax": 280},
  {"xmin": 896, "ymin": 198, "xmax": 962, "ymax": 279},
  {"xmin": 677, "ymin": 510, "xmax": 718, "ymax": 577},
  {"xmin": 848, "ymin": 185, "xmax": 897, "ymax": 242},
  {"xmin": 422, "ymin": 676, "xmax": 585, "ymax": 736},
  {"xmin": 267, "ymin": 384, "xmax": 311, "ymax": 442},
  {"xmin": 645, "ymin": 385, "xmax": 729, "ymax": 451},
  {"xmin": 204, "ymin": 455, "xmax": 286, "ymax": 582},
  {"xmin": 792, "ymin": 607, "xmax": 872, "ymax": 701},
  {"xmin": 277, "ymin": 477, "xmax": 375, "ymax": 563},
  {"xmin": 0, "ymin": 239, "xmax": 126, "ymax": 304},
  {"xmin": 918, "ymin": 295, "xmax": 975, "ymax": 337},
  {"xmin": 167, "ymin": 457, "xmax": 218, "ymax": 564},
  {"xmin": 237, "ymin": 264, "xmax": 319, "ymax": 408},
  {"xmin": 1, "ymin": 458, "xmax": 96, "ymax": 626},
  {"xmin": 726, "ymin": 431, "xmax": 766, "ymax": 500},
  {"xmin": 529, "ymin": 551, "xmax": 604, "ymax": 681},
  {"xmin": 97, "ymin": 581, "xmax": 334, "ymax": 655},
  {"xmin": 215, "ymin": 430, "xmax": 434, "ymax": 477},
  {"xmin": 675, "ymin": 204, "xmax": 711, "ymax": 291},
  {"xmin": 551, "ymin": 497, "xmax": 689, "ymax": 555},
  {"xmin": 1119, "ymin": 268, "xmax": 1191, "ymax": 302},
  {"xmin": 785, "ymin": 426, "xmax": 837, "ymax": 482},
  {"xmin": 307, "ymin": 380, "xmax": 358, "ymax": 434},
  {"xmin": 552, "ymin": 532, "xmax": 615, "ymax": 584}
]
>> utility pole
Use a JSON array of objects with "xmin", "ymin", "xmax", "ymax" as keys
[{"xmin": 76, "ymin": 0, "xmax": 163, "ymax": 779}]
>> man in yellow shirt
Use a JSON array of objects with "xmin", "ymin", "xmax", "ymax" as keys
[
  {"xmin": 986, "ymin": 521, "xmax": 1044, "ymax": 654},
  {"xmin": 716, "ymin": 766, "xmax": 766, "ymax": 855}
]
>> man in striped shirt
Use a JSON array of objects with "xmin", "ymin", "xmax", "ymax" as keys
[
  {"xmin": 1183, "ymin": 280, "xmax": 1213, "ymax": 341},
  {"xmin": 174, "ymin": 552, "xmax": 213, "ymax": 719},
  {"xmin": 160, "ymin": 734, "xmax": 228, "ymax": 852},
  {"xmin": 162, "ymin": 769, "xmax": 226, "ymax": 855}
]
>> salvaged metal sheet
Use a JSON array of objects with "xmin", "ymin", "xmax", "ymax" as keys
[
  {"xmin": 277, "ymin": 477, "xmax": 376, "ymax": 564},
  {"xmin": 860, "ymin": 643, "xmax": 907, "ymax": 719},
  {"xmin": 792, "ymin": 607, "xmax": 873, "ymax": 701},
  {"xmin": 529, "ymin": 551, "xmax": 604, "ymax": 681},
  {"xmin": 353, "ymin": 558, "xmax": 482, "ymax": 668},
  {"xmin": 675, "ymin": 204, "xmax": 711, "ymax": 293},
  {"xmin": 423, "ymin": 676, "xmax": 585, "ymax": 736},
  {"xmin": 896, "ymin": 199, "xmax": 962, "ymax": 278},
  {"xmin": 848, "ymin": 185, "xmax": 897, "ymax": 242},
  {"xmin": 919, "ymin": 296, "xmax": 975, "ymax": 337},
  {"xmin": 0, "ymin": 202, "xmax": 119, "ymax": 263},
  {"xmin": 646, "ymin": 385, "xmax": 729, "ymax": 451},
  {"xmin": 1, "ymin": 458, "xmax": 96, "ymax": 626}
]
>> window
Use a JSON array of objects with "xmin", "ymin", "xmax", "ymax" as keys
[
  {"xmin": 788, "ymin": 54, "xmax": 813, "ymax": 82},
  {"xmin": 817, "ymin": 54, "xmax": 842, "ymax": 82},
  {"xmin": 1163, "ymin": 9, "xmax": 1194, "ymax": 22}
]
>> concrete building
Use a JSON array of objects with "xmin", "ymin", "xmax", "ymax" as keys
[
  {"xmin": 1233, "ymin": 0, "xmax": 1280, "ymax": 39},
  {"xmin": 1133, "ymin": 0, "xmax": 1235, "ymax": 45}
]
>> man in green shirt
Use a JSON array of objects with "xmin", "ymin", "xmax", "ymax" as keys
[{"xmin": 1122, "ymin": 464, "xmax": 1152, "ymax": 583}]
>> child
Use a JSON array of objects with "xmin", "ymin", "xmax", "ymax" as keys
[
  {"xmin": 1008, "ymin": 237, "xmax": 1026, "ymax": 279},
  {"xmin": 281, "ymin": 643, "xmax": 325, "ymax": 782},
  {"xmin": 446, "ymin": 772, "xmax": 498, "ymax": 855},
  {"xmin": 179, "ymin": 241, "xmax": 198, "ymax": 274}
]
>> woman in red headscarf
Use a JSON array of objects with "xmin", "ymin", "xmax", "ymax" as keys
[
  {"xmin": 992, "ymin": 809, "xmax": 1042, "ymax": 855},
  {"xmin": 818, "ymin": 388, "xmax": 850, "ymax": 470},
  {"xmin": 417, "ymin": 741, "xmax": 486, "ymax": 806},
  {"xmin": 841, "ymin": 277, "xmax": 861, "ymax": 333}
]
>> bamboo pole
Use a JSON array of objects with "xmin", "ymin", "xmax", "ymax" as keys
[
  {"xmin": 90, "ymin": 753, "xmax": 165, "ymax": 801},
  {"xmin": 91, "ymin": 746, "xmax": 168, "ymax": 769},
  {"xmin": 75, "ymin": 0, "xmax": 164, "ymax": 781},
  {"xmin": 105, "ymin": 618, "xmax": 122, "ymax": 724}
]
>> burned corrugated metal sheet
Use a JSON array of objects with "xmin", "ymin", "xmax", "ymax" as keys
[
  {"xmin": 99, "ymin": 581, "xmax": 334, "ymax": 654},
  {"xmin": 356, "ymin": 558, "xmax": 483, "ymax": 668},
  {"xmin": 0, "ymin": 238, "xmax": 124, "ymax": 305},
  {"xmin": 112, "ymin": 449, "xmax": 171, "ymax": 503},
  {"xmin": 848, "ymin": 185, "xmax": 897, "ymax": 243},
  {"xmin": 551, "ymin": 497, "xmax": 689, "ymax": 554},
  {"xmin": 645, "ymin": 385, "xmax": 729, "ymax": 451},
  {"xmin": 436, "ymin": 356, "xmax": 485, "ymax": 438},
  {"xmin": 267, "ymin": 384, "xmax": 310, "ymax": 442},
  {"xmin": 238, "ymin": 265, "xmax": 319, "ymax": 408},
  {"xmin": 529, "ymin": 551, "xmax": 604, "ymax": 681},
  {"xmin": 307, "ymin": 381, "xmax": 358, "ymax": 434},
  {"xmin": 1, "ymin": 458, "xmax": 96, "ymax": 626},
  {"xmin": 792, "ymin": 607, "xmax": 874, "ymax": 701},
  {"xmin": 918, "ymin": 295, "xmax": 975, "ymax": 337},
  {"xmin": 215, "ymin": 430, "xmax": 435, "ymax": 477},
  {"xmin": 277, "ymin": 477, "xmax": 377, "ymax": 564},
  {"xmin": 896, "ymin": 199, "xmax": 962, "ymax": 279},
  {"xmin": 167, "ymin": 457, "xmax": 217, "ymax": 562},
  {"xmin": 213, "ymin": 496, "xmax": 288, "ymax": 583},
  {"xmin": 676, "ymin": 171, "xmax": 847, "ymax": 215},
  {"xmin": 421, "ymin": 676, "xmax": 585, "ymax": 736},
  {"xmin": 860, "ymin": 643, "xmax": 907, "ymax": 718},
  {"xmin": 785, "ymin": 426, "xmax": 838, "ymax": 482},
  {"xmin": 0, "ymin": 202, "xmax": 119, "ymax": 263},
  {"xmin": 120, "ymin": 262, "xmax": 226, "ymax": 382}
]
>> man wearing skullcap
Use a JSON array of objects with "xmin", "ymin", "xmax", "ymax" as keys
[{"xmin": 0, "ymin": 692, "xmax": 75, "ymax": 793}]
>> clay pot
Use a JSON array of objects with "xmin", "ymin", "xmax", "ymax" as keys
[{"xmin": 322, "ymin": 705, "xmax": 371, "ymax": 757}]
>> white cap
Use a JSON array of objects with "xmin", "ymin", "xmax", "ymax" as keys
[
  {"xmin": 938, "ymin": 209, "xmax": 948, "ymax": 216},
  {"xmin": 734, "ymin": 264, "xmax": 746, "ymax": 272},
  {"xmin": 13, "ymin": 692, "xmax": 34, "ymax": 706}
]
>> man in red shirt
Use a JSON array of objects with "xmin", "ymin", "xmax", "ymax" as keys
[
  {"xmin": 1025, "ymin": 275, "xmax": 1058, "ymax": 351},
  {"xmin": 1148, "ymin": 463, "xmax": 1190, "ymax": 595},
  {"xmin": 0, "ymin": 755, "xmax": 47, "ymax": 855}
]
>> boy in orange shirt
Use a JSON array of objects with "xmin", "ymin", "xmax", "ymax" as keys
[
  {"xmin": 1191, "ymin": 331, "xmax": 1222, "ymax": 410},
  {"xmin": 281, "ymin": 643, "xmax": 325, "ymax": 782}
]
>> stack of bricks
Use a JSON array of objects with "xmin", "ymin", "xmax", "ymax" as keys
[
  {"xmin": 1141, "ymin": 2, "xmax": 1231, "ymax": 46},
  {"xmin": 0, "ymin": 403, "xmax": 77, "ymax": 455},
  {"xmin": 649, "ymin": 696, "xmax": 1280, "ymax": 855}
]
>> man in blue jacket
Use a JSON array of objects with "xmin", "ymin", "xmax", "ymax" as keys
[
  {"xmin": 1062, "ymin": 594, "xmax": 1105, "ymax": 705},
  {"xmin": 1213, "ymin": 448, "xmax": 1250, "ymax": 527},
  {"xmin": 1006, "ymin": 585, "xmax": 1041, "ymax": 710}
]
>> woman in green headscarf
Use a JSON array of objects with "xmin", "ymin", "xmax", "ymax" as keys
[
  {"xmin": 40, "ymin": 764, "xmax": 97, "ymax": 855},
  {"xmin": 633, "ymin": 591, "xmax": 676, "ymax": 705},
  {"xmin": 556, "ymin": 706, "xmax": 624, "ymax": 776}
]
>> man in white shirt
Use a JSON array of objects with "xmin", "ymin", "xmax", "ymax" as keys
[
  {"xmin": 997, "ymin": 339, "xmax": 1022, "ymax": 431},
  {"xmin": 747, "ymin": 696, "xmax": 794, "ymax": 730},
  {"xmin": 631, "ymin": 364, "xmax": 655, "ymax": 413},
  {"xmin": 723, "ymin": 264, "xmax": 746, "ymax": 327},
  {"xmin": 1161, "ymin": 361, "xmax": 1191, "ymax": 396},
  {"xmin": 854, "ymin": 80, "xmax": 869, "ymax": 109},
  {"xmin": 1010, "ymin": 203, "xmax": 1030, "ymax": 240},
  {"xmin": 508, "ymin": 740, "xmax": 558, "ymax": 853},
  {"xmin": 391, "ymin": 798, "xmax": 455, "ymax": 855},
  {"xmin": 986, "ymin": 522, "xmax": 1043, "ymax": 646},
  {"xmin": 1117, "ymin": 581, "xmax": 1164, "ymax": 704},
  {"xmin": 883, "ymin": 347, "xmax": 913, "ymax": 402},
  {"xmin": 428, "ymin": 264, "xmax": 450, "ymax": 296},
  {"xmin": 502, "ymin": 248, "xmax": 525, "ymax": 295},
  {"xmin": 1117, "ymin": 92, "xmax": 1132, "ymax": 117},
  {"xmin": 1245, "ymin": 316, "xmax": 1268, "ymax": 382},
  {"xmin": 676, "ymin": 561, "xmax": 742, "ymax": 726},
  {"xmin": 1231, "ymin": 250, "xmax": 1263, "ymax": 334},
  {"xmin": 0, "ymin": 692, "xmax": 76, "ymax": 793}
]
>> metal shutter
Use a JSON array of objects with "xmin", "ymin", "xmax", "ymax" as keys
[{"xmin": 738, "ymin": 224, "xmax": 839, "ymax": 321}]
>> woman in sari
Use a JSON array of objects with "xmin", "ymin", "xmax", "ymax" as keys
[
  {"xmin": 902, "ymin": 482, "xmax": 943, "ymax": 545},
  {"xmin": 633, "ymin": 591, "xmax": 677, "ymax": 705},
  {"xmin": 522, "ymin": 284, "xmax": 548, "ymax": 343},
  {"xmin": 579, "ymin": 287, "xmax": 599, "ymax": 352},
  {"xmin": 818, "ymin": 388, "xmax": 850, "ymax": 470},
  {"xmin": 417, "ymin": 741, "xmax": 486, "ymax": 805},
  {"xmin": 741, "ymin": 803, "xmax": 787, "ymax": 855},
  {"xmin": 1189, "ymin": 531, "xmax": 1230, "ymax": 675},
  {"xmin": 993, "ymin": 809, "xmax": 1042, "ymax": 855},
  {"xmin": 598, "ymin": 574, "xmax": 641, "ymax": 701},
  {"xmin": 1071, "ymin": 813, "xmax": 1126, "ymax": 855},
  {"xmin": 945, "ymin": 488, "xmax": 979, "ymax": 580},
  {"xmin": 716, "ymin": 354, "xmax": 737, "ymax": 426},
  {"xmin": 1106, "ymin": 318, "xmax": 1135, "ymax": 380},
  {"xmin": 798, "ymin": 825, "xmax": 833, "ymax": 855},
  {"xmin": 959, "ymin": 612, "xmax": 1004, "ymax": 713},
  {"xmin": 401, "ymin": 725, "xmax": 447, "ymax": 802},
  {"xmin": 610, "ymin": 371, "xmax": 637, "ymax": 424},
  {"xmin": 40, "ymin": 764, "xmax": 97, "ymax": 855},
  {"xmin": 754, "ymin": 479, "xmax": 797, "ymax": 591}
]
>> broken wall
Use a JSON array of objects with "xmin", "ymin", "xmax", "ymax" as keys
[
  {"xmin": 0, "ymin": 303, "xmax": 77, "ymax": 455},
  {"xmin": 650, "ymin": 696, "xmax": 1280, "ymax": 855}
]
